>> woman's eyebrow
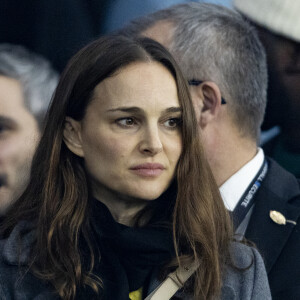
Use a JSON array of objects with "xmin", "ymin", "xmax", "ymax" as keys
[
  {"xmin": 164, "ymin": 107, "xmax": 182, "ymax": 114},
  {"xmin": 106, "ymin": 107, "xmax": 142, "ymax": 113},
  {"xmin": 106, "ymin": 106, "xmax": 182, "ymax": 114}
]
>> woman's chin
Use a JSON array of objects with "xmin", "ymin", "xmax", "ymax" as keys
[{"xmin": 130, "ymin": 189, "xmax": 165, "ymax": 202}]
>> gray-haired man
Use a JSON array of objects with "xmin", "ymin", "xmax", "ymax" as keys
[
  {"xmin": 0, "ymin": 44, "xmax": 58, "ymax": 215},
  {"xmin": 120, "ymin": 3, "xmax": 300, "ymax": 299}
]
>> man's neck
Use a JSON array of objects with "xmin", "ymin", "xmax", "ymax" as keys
[{"xmin": 206, "ymin": 135, "xmax": 258, "ymax": 187}]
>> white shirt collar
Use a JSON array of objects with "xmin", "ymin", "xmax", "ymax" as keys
[{"xmin": 219, "ymin": 148, "xmax": 265, "ymax": 211}]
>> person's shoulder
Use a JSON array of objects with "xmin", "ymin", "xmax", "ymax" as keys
[
  {"xmin": 0, "ymin": 221, "xmax": 34, "ymax": 284},
  {"xmin": 0, "ymin": 222, "xmax": 56, "ymax": 299},
  {"xmin": 221, "ymin": 242, "xmax": 271, "ymax": 300},
  {"xmin": 267, "ymin": 157, "xmax": 296, "ymax": 180},
  {"xmin": 228, "ymin": 241, "xmax": 264, "ymax": 269},
  {"xmin": 0, "ymin": 221, "xmax": 34, "ymax": 265},
  {"xmin": 264, "ymin": 157, "xmax": 300, "ymax": 201}
]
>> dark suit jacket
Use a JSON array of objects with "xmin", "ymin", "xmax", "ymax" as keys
[{"xmin": 245, "ymin": 158, "xmax": 300, "ymax": 300}]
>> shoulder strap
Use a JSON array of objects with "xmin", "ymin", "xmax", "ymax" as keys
[{"xmin": 144, "ymin": 261, "xmax": 199, "ymax": 300}]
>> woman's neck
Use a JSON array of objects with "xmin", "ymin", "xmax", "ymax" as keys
[{"xmin": 92, "ymin": 183, "xmax": 148, "ymax": 227}]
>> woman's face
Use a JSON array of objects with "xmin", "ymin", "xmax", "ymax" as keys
[{"xmin": 65, "ymin": 61, "xmax": 182, "ymax": 202}]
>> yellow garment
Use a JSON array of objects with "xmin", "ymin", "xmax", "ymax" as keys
[{"xmin": 129, "ymin": 287, "xmax": 143, "ymax": 300}]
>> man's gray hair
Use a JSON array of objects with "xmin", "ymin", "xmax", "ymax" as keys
[
  {"xmin": 119, "ymin": 3, "xmax": 268, "ymax": 140},
  {"xmin": 0, "ymin": 44, "xmax": 59, "ymax": 129}
]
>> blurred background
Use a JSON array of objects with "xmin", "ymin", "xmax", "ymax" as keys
[{"xmin": 0, "ymin": 0, "xmax": 232, "ymax": 72}]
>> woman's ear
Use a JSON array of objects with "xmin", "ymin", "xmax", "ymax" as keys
[
  {"xmin": 63, "ymin": 117, "xmax": 84, "ymax": 157},
  {"xmin": 198, "ymin": 81, "xmax": 223, "ymax": 127}
]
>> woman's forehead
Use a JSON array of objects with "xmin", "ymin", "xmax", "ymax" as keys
[{"xmin": 91, "ymin": 61, "xmax": 180, "ymax": 111}]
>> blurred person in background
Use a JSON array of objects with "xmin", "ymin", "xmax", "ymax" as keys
[
  {"xmin": 0, "ymin": 44, "xmax": 58, "ymax": 216},
  {"xmin": 119, "ymin": 3, "xmax": 300, "ymax": 299},
  {"xmin": 234, "ymin": 0, "xmax": 300, "ymax": 177}
]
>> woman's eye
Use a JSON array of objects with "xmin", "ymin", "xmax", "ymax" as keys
[
  {"xmin": 116, "ymin": 117, "xmax": 137, "ymax": 127},
  {"xmin": 0, "ymin": 124, "xmax": 9, "ymax": 135},
  {"xmin": 163, "ymin": 118, "xmax": 182, "ymax": 129}
]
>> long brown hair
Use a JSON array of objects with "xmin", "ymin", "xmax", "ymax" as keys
[{"xmin": 1, "ymin": 36, "xmax": 232, "ymax": 299}]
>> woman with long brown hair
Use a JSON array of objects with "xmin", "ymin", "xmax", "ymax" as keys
[{"xmin": 0, "ymin": 36, "xmax": 270, "ymax": 299}]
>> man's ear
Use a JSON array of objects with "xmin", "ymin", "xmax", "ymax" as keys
[
  {"xmin": 197, "ymin": 81, "xmax": 223, "ymax": 127},
  {"xmin": 63, "ymin": 117, "xmax": 84, "ymax": 157}
]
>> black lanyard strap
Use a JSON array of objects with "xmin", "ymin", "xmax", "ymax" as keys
[{"xmin": 232, "ymin": 159, "xmax": 268, "ymax": 229}]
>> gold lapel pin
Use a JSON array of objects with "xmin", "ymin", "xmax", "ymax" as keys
[{"xmin": 270, "ymin": 210, "xmax": 297, "ymax": 226}]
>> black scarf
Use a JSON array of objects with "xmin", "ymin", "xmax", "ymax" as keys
[{"xmin": 78, "ymin": 188, "xmax": 176, "ymax": 300}]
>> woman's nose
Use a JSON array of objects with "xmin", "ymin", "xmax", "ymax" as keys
[{"xmin": 139, "ymin": 125, "xmax": 163, "ymax": 155}]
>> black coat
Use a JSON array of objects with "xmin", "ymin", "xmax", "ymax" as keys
[
  {"xmin": 245, "ymin": 158, "xmax": 300, "ymax": 300},
  {"xmin": 0, "ymin": 223, "xmax": 271, "ymax": 299}
]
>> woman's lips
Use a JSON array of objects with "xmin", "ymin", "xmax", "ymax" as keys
[{"xmin": 130, "ymin": 163, "xmax": 165, "ymax": 177}]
